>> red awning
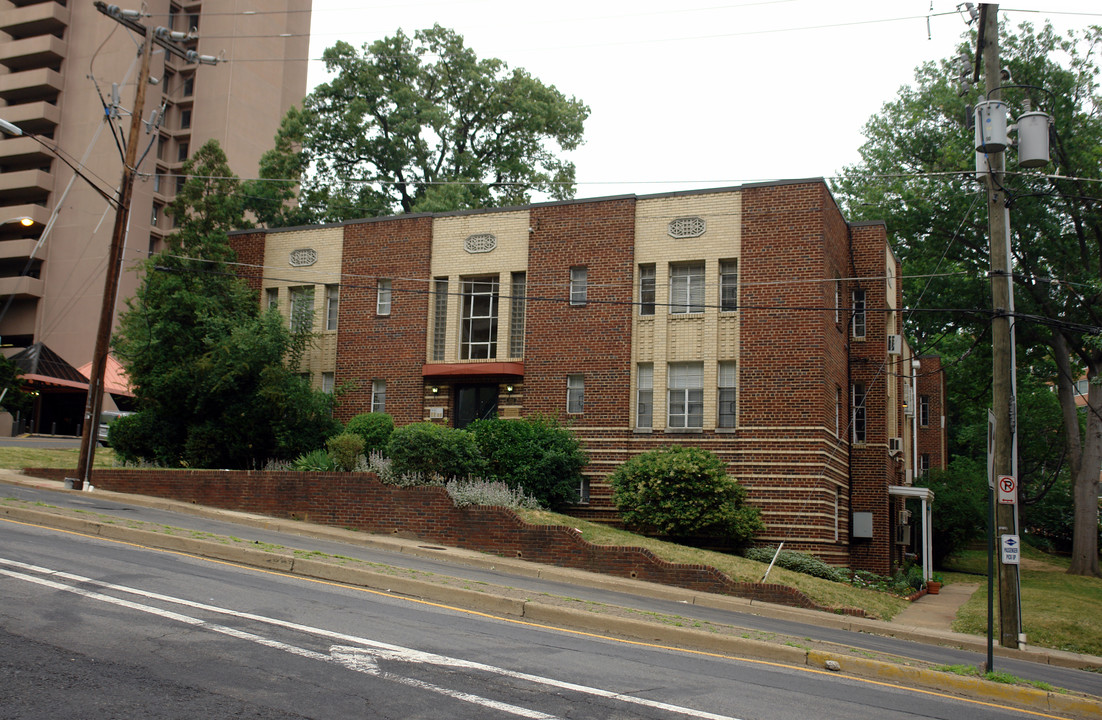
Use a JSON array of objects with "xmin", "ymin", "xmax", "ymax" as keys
[{"xmin": 422, "ymin": 362, "xmax": 524, "ymax": 379}]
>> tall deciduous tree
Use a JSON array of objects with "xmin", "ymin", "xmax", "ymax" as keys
[
  {"xmin": 113, "ymin": 140, "xmax": 340, "ymax": 468},
  {"xmin": 251, "ymin": 25, "xmax": 590, "ymax": 223},
  {"xmin": 833, "ymin": 21, "xmax": 1102, "ymax": 576}
]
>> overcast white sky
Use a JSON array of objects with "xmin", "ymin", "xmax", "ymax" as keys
[{"xmin": 305, "ymin": 1, "xmax": 1101, "ymax": 200}]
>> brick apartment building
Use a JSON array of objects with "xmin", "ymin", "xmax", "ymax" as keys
[{"xmin": 231, "ymin": 179, "xmax": 947, "ymax": 574}]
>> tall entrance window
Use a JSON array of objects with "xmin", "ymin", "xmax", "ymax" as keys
[
  {"xmin": 455, "ymin": 384, "xmax": 498, "ymax": 428},
  {"xmin": 460, "ymin": 276, "xmax": 499, "ymax": 360}
]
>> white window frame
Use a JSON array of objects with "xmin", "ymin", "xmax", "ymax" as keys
[
  {"xmin": 371, "ymin": 379, "xmax": 386, "ymax": 413},
  {"xmin": 719, "ymin": 260, "xmax": 738, "ymax": 312},
  {"xmin": 639, "ymin": 264, "xmax": 656, "ymax": 316},
  {"xmin": 718, "ymin": 361, "xmax": 737, "ymax": 428},
  {"xmin": 851, "ymin": 383, "xmax": 867, "ymax": 444},
  {"xmin": 266, "ymin": 287, "xmax": 278, "ymax": 311},
  {"xmin": 566, "ymin": 374, "xmax": 584, "ymax": 414},
  {"xmin": 377, "ymin": 279, "xmax": 392, "ymax": 316},
  {"xmin": 852, "ymin": 289, "xmax": 866, "ymax": 339},
  {"xmin": 636, "ymin": 363, "xmax": 653, "ymax": 429},
  {"xmin": 570, "ymin": 266, "xmax": 587, "ymax": 306},
  {"xmin": 460, "ymin": 276, "xmax": 499, "ymax": 360},
  {"xmin": 668, "ymin": 362, "xmax": 704, "ymax": 429},
  {"xmin": 670, "ymin": 262, "xmax": 705, "ymax": 315},
  {"xmin": 321, "ymin": 372, "xmax": 335, "ymax": 394},
  {"xmin": 289, "ymin": 286, "xmax": 314, "ymax": 333},
  {"xmin": 919, "ymin": 395, "xmax": 930, "ymax": 427}
]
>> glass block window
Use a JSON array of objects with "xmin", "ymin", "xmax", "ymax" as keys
[
  {"xmin": 637, "ymin": 363, "xmax": 653, "ymax": 429},
  {"xmin": 719, "ymin": 260, "xmax": 738, "ymax": 311},
  {"xmin": 668, "ymin": 362, "xmax": 704, "ymax": 429},
  {"xmin": 718, "ymin": 361, "xmax": 737, "ymax": 428},
  {"xmin": 460, "ymin": 276, "xmax": 499, "ymax": 360},
  {"xmin": 670, "ymin": 262, "xmax": 705, "ymax": 314},
  {"xmin": 639, "ymin": 264, "xmax": 656, "ymax": 316},
  {"xmin": 432, "ymin": 278, "xmax": 449, "ymax": 362},
  {"xmin": 566, "ymin": 374, "xmax": 584, "ymax": 414},
  {"xmin": 509, "ymin": 272, "xmax": 526, "ymax": 358}
]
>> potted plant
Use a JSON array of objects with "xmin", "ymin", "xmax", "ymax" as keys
[{"xmin": 926, "ymin": 573, "xmax": 944, "ymax": 595}]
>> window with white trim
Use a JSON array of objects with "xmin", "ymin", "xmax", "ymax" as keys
[
  {"xmin": 852, "ymin": 289, "xmax": 866, "ymax": 339},
  {"xmin": 719, "ymin": 260, "xmax": 738, "ymax": 312},
  {"xmin": 851, "ymin": 383, "xmax": 867, "ymax": 444},
  {"xmin": 670, "ymin": 262, "xmax": 705, "ymax": 314},
  {"xmin": 636, "ymin": 363, "xmax": 653, "ymax": 428},
  {"xmin": 919, "ymin": 453, "xmax": 930, "ymax": 477},
  {"xmin": 266, "ymin": 287, "xmax": 278, "ymax": 311},
  {"xmin": 371, "ymin": 379, "xmax": 386, "ymax": 413},
  {"xmin": 325, "ymin": 285, "xmax": 339, "ymax": 330},
  {"xmin": 919, "ymin": 395, "xmax": 930, "ymax": 427},
  {"xmin": 566, "ymin": 374, "xmax": 584, "ymax": 414},
  {"xmin": 570, "ymin": 266, "xmax": 587, "ymax": 306},
  {"xmin": 321, "ymin": 372, "xmax": 334, "ymax": 394},
  {"xmin": 460, "ymin": 276, "xmax": 499, "ymax": 360},
  {"xmin": 668, "ymin": 362, "xmax": 704, "ymax": 429},
  {"xmin": 376, "ymin": 279, "xmax": 392, "ymax": 316},
  {"xmin": 289, "ymin": 286, "xmax": 314, "ymax": 332},
  {"xmin": 718, "ymin": 361, "xmax": 737, "ymax": 428},
  {"xmin": 834, "ymin": 279, "xmax": 841, "ymax": 323},
  {"xmin": 639, "ymin": 264, "xmax": 656, "ymax": 316}
]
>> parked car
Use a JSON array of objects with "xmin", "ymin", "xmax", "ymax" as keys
[{"xmin": 97, "ymin": 410, "xmax": 133, "ymax": 446}]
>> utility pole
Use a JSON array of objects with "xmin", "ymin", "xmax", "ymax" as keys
[
  {"xmin": 70, "ymin": 4, "xmax": 220, "ymax": 488},
  {"xmin": 978, "ymin": 3, "xmax": 1022, "ymax": 651}
]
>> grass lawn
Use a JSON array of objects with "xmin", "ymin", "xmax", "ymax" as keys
[
  {"xmin": 946, "ymin": 545, "xmax": 1102, "ymax": 657},
  {"xmin": 0, "ymin": 446, "xmax": 116, "ymax": 471}
]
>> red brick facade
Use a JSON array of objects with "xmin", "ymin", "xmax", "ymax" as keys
[{"xmin": 229, "ymin": 181, "xmax": 948, "ymax": 574}]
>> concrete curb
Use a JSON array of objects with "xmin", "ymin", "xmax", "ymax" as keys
[{"xmin": 4, "ymin": 502, "xmax": 1100, "ymax": 718}]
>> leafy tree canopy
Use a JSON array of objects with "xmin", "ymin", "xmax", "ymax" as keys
[
  {"xmin": 832, "ymin": 20, "xmax": 1102, "ymax": 575},
  {"xmin": 248, "ymin": 25, "xmax": 590, "ymax": 224},
  {"xmin": 113, "ymin": 140, "xmax": 340, "ymax": 468}
]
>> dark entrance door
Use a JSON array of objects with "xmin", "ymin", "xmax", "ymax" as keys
[{"xmin": 454, "ymin": 384, "xmax": 498, "ymax": 428}]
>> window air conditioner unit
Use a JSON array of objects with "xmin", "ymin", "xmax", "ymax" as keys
[
  {"xmin": 888, "ymin": 437, "xmax": 903, "ymax": 455},
  {"xmin": 887, "ymin": 334, "xmax": 902, "ymax": 355},
  {"xmin": 898, "ymin": 508, "xmax": 912, "ymax": 525},
  {"xmin": 895, "ymin": 525, "xmax": 912, "ymax": 545}
]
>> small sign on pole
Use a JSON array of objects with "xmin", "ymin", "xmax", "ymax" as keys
[
  {"xmin": 1001, "ymin": 534, "xmax": 1021, "ymax": 565},
  {"xmin": 997, "ymin": 475, "xmax": 1016, "ymax": 505}
]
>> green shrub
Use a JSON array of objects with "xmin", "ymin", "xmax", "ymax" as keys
[
  {"xmin": 386, "ymin": 422, "xmax": 485, "ymax": 480},
  {"xmin": 744, "ymin": 547, "xmax": 848, "ymax": 582},
  {"xmin": 326, "ymin": 432, "xmax": 365, "ymax": 471},
  {"xmin": 916, "ymin": 458, "xmax": 987, "ymax": 565},
  {"xmin": 109, "ymin": 410, "xmax": 181, "ymax": 467},
  {"xmin": 292, "ymin": 448, "xmax": 336, "ymax": 471},
  {"xmin": 609, "ymin": 446, "xmax": 763, "ymax": 543},
  {"xmin": 446, "ymin": 479, "xmax": 539, "ymax": 509},
  {"xmin": 467, "ymin": 415, "xmax": 587, "ymax": 507},
  {"xmin": 344, "ymin": 412, "xmax": 394, "ymax": 454}
]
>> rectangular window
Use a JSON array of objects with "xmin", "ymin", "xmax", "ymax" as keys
[
  {"xmin": 153, "ymin": 173, "xmax": 162, "ymax": 193},
  {"xmin": 182, "ymin": 75, "xmax": 194, "ymax": 97},
  {"xmin": 376, "ymin": 279, "xmax": 392, "ymax": 316},
  {"xmin": 151, "ymin": 203, "xmax": 162, "ymax": 227},
  {"xmin": 835, "ymin": 279, "xmax": 841, "ymax": 323},
  {"xmin": 670, "ymin": 262, "xmax": 705, "ymax": 314},
  {"xmin": 919, "ymin": 453, "xmax": 930, "ymax": 477},
  {"xmin": 321, "ymin": 372, "xmax": 335, "ymax": 394},
  {"xmin": 180, "ymin": 108, "xmax": 192, "ymax": 129},
  {"xmin": 718, "ymin": 361, "xmax": 737, "ymax": 428},
  {"xmin": 852, "ymin": 289, "xmax": 866, "ymax": 339},
  {"xmin": 836, "ymin": 386, "xmax": 842, "ymax": 437},
  {"xmin": 637, "ymin": 363, "xmax": 653, "ymax": 429},
  {"xmin": 570, "ymin": 266, "xmax": 587, "ymax": 306},
  {"xmin": 919, "ymin": 395, "xmax": 930, "ymax": 427},
  {"xmin": 157, "ymin": 135, "xmax": 166, "ymax": 160},
  {"xmin": 668, "ymin": 362, "xmax": 704, "ymax": 429},
  {"xmin": 851, "ymin": 383, "xmax": 867, "ymax": 444},
  {"xmin": 460, "ymin": 276, "xmax": 499, "ymax": 360},
  {"xmin": 509, "ymin": 271, "xmax": 526, "ymax": 358},
  {"xmin": 325, "ymin": 285, "xmax": 339, "ymax": 330},
  {"xmin": 177, "ymin": 141, "xmax": 189, "ymax": 162},
  {"xmin": 176, "ymin": 174, "xmax": 186, "ymax": 195},
  {"xmin": 719, "ymin": 260, "xmax": 738, "ymax": 312},
  {"xmin": 266, "ymin": 287, "xmax": 278, "ymax": 311},
  {"xmin": 566, "ymin": 374, "xmax": 584, "ymax": 414},
  {"xmin": 432, "ymin": 278, "xmax": 449, "ymax": 362},
  {"xmin": 639, "ymin": 264, "xmax": 656, "ymax": 316},
  {"xmin": 371, "ymin": 379, "xmax": 386, "ymax": 413},
  {"xmin": 289, "ymin": 286, "xmax": 314, "ymax": 332}
]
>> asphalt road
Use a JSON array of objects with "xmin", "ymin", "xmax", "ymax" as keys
[
  {"xmin": 1, "ymin": 478, "xmax": 1098, "ymax": 701},
  {"xmin": 1, "ymin": 518, "xmax": 1064, "ymax": 720}
]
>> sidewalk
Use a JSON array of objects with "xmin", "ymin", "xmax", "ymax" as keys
[{"xmin": 2, "ymin": 470, "xmax": 1101, "ymax": 719}]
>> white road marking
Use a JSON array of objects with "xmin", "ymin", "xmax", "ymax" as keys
[{"xmin": 2, "ymin": 557, "xmax": 744, "ymax": 720}]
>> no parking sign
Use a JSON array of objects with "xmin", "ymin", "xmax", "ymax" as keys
[{"xmin": 997, "ymin": 475, "xmax": 1016, "ymax": 505}]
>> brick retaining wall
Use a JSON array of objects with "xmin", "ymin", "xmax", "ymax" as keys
[{"xmin": 27, "ymin": 467, "xmax": 863, "ymax": 615}]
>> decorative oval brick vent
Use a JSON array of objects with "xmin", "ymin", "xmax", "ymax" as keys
[
  {"xmin": 668, "ymin": 217, "xmax": 706, "ymax": 239},
  {"xmin": 464, "ymin": 233, "xmax": 497, "ymax": 254},
  {"xmin": 289, "ymin": 248, "xmax": 318, "ymax": 266}
]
